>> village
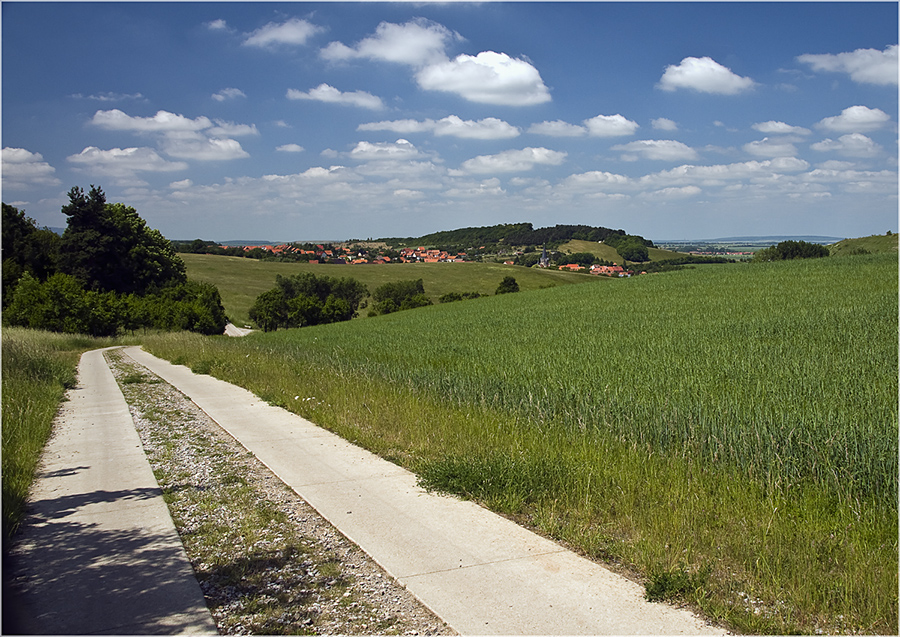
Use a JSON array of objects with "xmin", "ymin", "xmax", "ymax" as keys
[{"xmin": 224, "ymin": 242, "xmax": 643, "ymax": 277}]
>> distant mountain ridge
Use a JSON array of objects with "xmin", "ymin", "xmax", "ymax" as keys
[{"xmin": 657, "ymin": 235, "xmax": 846, "ymax": 244}]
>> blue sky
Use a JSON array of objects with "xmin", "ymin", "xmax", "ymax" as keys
[{"xmin": 3, "ymin": 2, "xmax": 897, "ymax": 242}]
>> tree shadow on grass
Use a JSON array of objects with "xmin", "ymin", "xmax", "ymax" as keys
[{"xmin": 2, "ymin": 485, "xmax": 215, "ymax": 635}]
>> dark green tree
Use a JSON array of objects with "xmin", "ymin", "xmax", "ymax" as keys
[
  {"xmin": 2, "ymin": 203, "xmax": 60, "ymax": 307},
  {"xmin": 370, "ymin": 279, "xmax": 431, "ymax": 315},
  {"xmin": 496, "ymin": 276, "xmax": 520, "ymax": 294},
  {"xmin": 753, "ymin": 240, "xmax": 829, "ymax": 262},
  {"xmin": 58, "ymin": 186, "xmax": 186, "ymax": 294},
  {"xmin": 249, "ymin": 272, "xmax": 368, "ymax": 330}
]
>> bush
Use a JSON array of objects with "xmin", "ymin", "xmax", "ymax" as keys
[
  {"xmin": 439, "ymin": 291, "xmax": 482, "ymax": 303},
  {"xmin": 249, "ymin": 272, "xmax": 368, "ymax": 331},
  {"xmin": 370, "ymin": 279, "xmax": 431, "ymax": 316},
  {"xmin": 495, "ymin": 276, "xmax": 520, "ymax": 294},
  {"xmin": 5, "ymin": 275, "xmax": 227, "ymax": 337},
  {"xmin": 753, "ymin": 240, "xmax": 829, "ymax": 262}
]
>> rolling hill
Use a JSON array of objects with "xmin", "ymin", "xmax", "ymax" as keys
[
  {"xmin": 828, "ymin": 232, "xmax": 898, "ymax": 256},
  {"xmin": 180, "ymin": 253, "xmax": 601, "ymax": 326}
]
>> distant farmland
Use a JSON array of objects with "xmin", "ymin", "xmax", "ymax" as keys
[{"xmin": 180, "ymin": 252, "xmax": 598, "ymax": 325}]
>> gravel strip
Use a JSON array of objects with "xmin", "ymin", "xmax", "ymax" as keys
[{"xmin": 106, "ymin": 349, "xmax": 455, "ymax": 636}]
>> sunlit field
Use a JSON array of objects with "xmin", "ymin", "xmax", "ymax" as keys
[{"xmin": 145, "ymin": 253, "xmax": 897, "ymax": 634}]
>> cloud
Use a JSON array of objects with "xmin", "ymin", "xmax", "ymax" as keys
[
  {"xmin": 208, "ymin": 121, "xmax": 259, "ymax": 137},
  {"xmin": 658, "ymin": 56, "xmax": 756, "ymax": 94},
  {"xmin": 528, "ymin": 120, "xmax": 587, "ymax": 137},
  {"xmin": 434, "ymin": 116, "xmax": 520, "ymax": 139},
  {"xmin": 811, "ymin": 133, "xmax": 883, "ymax": 158},
  {"xmin": 205, "ymin": 19, "xmax": 230, "ymax": 32},
  {"xmin": 645, "ymin": 157, "xmax": 810, "ymax": 189},
  {"xmin": 416, "ymin": 51, "xmax": 551, "ymax": 106},
  {"xmin": 67, "ymin": 146, "xmax": 188, "ymax": 182},
  {"xmin": 2, "ymin": 147, "xmax": 61, "ymax": 188},
  {"xmin": 276, "ymin": 144, "xmax": 305, "ymax": 153},
  {"xmin": 320, "ymin": 18, "xmax": 458, "ymax": 66},
  {"xmin": 359, "ymin": 115, "xmax": 520, "ymax": 140},
  {"xmin": 612, "ymin": 140, "xmax": 699, "ymax": 161},
  {"xmin": 161, "ymin": 137, "xmax": 250, "ymax": 161},
  {"xmin": 583, "ymin": 114, "xmax": 639, "ymax": 137},
  {"xmin": 443, "ymin": 177, "xmax": 505, "ymax": 199},
  {"xmin": 651, "ymin": 118, "xmax": 679, "ymax": 131},
  {"xmin": 752, "ymin": 121, "xmax": 811, "ymax": 135},
  {"xmin": 170, "ymin": 179, "xmax": 193, "ymax": 189},
  {"xmin": 71, "ymin": 91, "xmax": 145, "ymax": 102},
  {"xmin": 321, "ymin": 19, "xmax": 549, "ymax": 106},
  {"xmin": 743, "ymin": 138, "xmax": 799, "ymax": 158},
  {"xmin": 212, "ymin": 88, "xmax": 246, "ymax": 102},
  {"xmin": 798, "ymin": 45, "xmax": 898, "ymax": 86},
  {"xmin": 287, "ymin": 84, "xmax": 384, "ymax": 110},
  {"xmin": 92, "ymin": 109, "xmax": 212, "ymax": 132},
  {"xmin": 459, "ymin": 147, "xmax": 566, "ymax": 174},
  {"xmin": 90, "ymin": 108, "xmax": 253, "ymax": 161},
  {"xmin": 640, "ymin": 185, "xmax": 702, "ymax": 200},
  {"xmin": 349, "ymin": 139, "xmax": 422, "ymax": 162},
  {"xmin": 816, "ymin": 105, "xmax": 891, "ymax": 133},
  {"xmin": 243, "ymin": 17, "xmax": 324, "ymax": 48}
]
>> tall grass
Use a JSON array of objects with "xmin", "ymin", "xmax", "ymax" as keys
[
  {"xmin": 1, "ymin": 328, "xmax": 126, "ymax": 538},
  {"xmin": 144, "ymin": 253, "xmax": 898, "ymax": 634}
]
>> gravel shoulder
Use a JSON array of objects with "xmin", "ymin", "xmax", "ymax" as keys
[{"xmin": 105, "ymin": 349, "xmax": 454, "ymax": 636}]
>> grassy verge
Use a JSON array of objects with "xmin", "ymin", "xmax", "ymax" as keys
[
  {"xmin": 142, "ymin": 254, "xmax": 897, "ymax": 634},
  {"xmin": 1, "ymin": 328, "xmax": 131, "ymax": 538}
]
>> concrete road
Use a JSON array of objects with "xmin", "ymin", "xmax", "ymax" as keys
[
  {"xmin": 2, "ymin": 348, "xmax": 216, "ymax": 635},
  {"xmin": 223, "ymin": 322, "xmax": 253, "ymax": 337},
  {"xmin": 124, "ymin": 346, "xmax": 725, "ymax": 636}
]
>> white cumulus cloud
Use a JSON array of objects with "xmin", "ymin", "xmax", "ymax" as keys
[
  {"xmin": 433, "ymin": 116, "xmax": 520, "ymax": 139},
  {"xmin": 287, "ymin": 84, "xmax": 384, "ymax": 110},
  {"xmin": 212, "ymin": 88, "xmax": 246, "ymax": 102},
  {"xmin": 92, "ymin": 109, "xmax": 212, "ymax": 132},
  {"xmin": 798, "ymin": 45, "xmax": 898, "ymax": 86},
  {"xmin": 161, "ymin": 137, "xmax": 249, "ymax": 161},
  {"xmin": 359, "ymin": 116, "xmax": 520, "ymax": 140},
  {"xmin": 276, "ymin": 144, "xmax": 305, "ymax": 153},
  {"xmin": 658, "ymin": 56, "xmax": 756, "ymax": 94},
  {"xmin": 816, "ymin": 105, "xmax": 891, "ymax": 133},
  {"xmin": 752, "ymin": 121, "xmax": 811, "ymax": 135},
  {"xmin": 349, "ymin": 139, "xmax": 422, "ymax": 162},
  {"xmin": 243, "ymin": 17, "xmax": 323, "ymax": 48},
  {"xmin": 651, "ymin": 118, "xmax": 679, "ymax": 131},
  {"xmin": 67, "ymin": 147, "xmax": 188, "ymax": 184},
  {"xmin": 612, "ymin": 140, "xmax": 699, "ymax": 161},
  {"xmin": 811, "ymin": 133, "xmax": 883, "ymax": 158},
  {"xmin": 320, "ymin": 18, "xmax": 458, "ymax": 67},
  {"xmin": 416, "ymin": 51, "xmax": 551, "ymax": 106},
  {"xmin": 583, "ymin": 114, "xmax": 639, "ymax": 137},
  {"xmin": 2, "ymin": 147, "xmax": 61, "ymax": 188},
  {"xmin": 459, "ymin": 147, "xmax": 566, "ymax": 174},
  {"xmin": 743, "ymin": 138, "xmax": 799, "ymax": 158},
  {"xmin": 528, "ymin": 120, "xmax": 588, "ymax": 137}
]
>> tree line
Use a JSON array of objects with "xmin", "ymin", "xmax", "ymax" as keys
[{"xmin": 2, "ymin": 187, "xmax": 227, "ymax": 337}]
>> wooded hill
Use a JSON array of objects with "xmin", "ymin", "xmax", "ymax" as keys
[{"xmin": 378, "ymin": 222, "xmax": 649, "ymax": 251}]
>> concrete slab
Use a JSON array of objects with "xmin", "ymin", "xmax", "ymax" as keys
[
  {"xmin": 124, "ymin": 346, "xmax": 725, "ymax": 635},
  {"xmin": 3, "ymin": 348, "xmax": 217, "ymax": 635}
]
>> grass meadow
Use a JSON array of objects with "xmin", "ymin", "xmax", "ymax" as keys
[
  {"xmin": 180, "ymin": 253, "xmax": 594, "ymax": 326},
  {"xmin": 144, "ymin": 253, "xmax": 898, "ymax": 634},
  {"xmin": 1, "ymin": 328, "xmax": 132, "ymax": 538}
]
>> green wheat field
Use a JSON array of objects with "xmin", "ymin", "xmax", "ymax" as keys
[{"xmin": 141, "ymin": 252, "xmax": 898, "ymax": 634}]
